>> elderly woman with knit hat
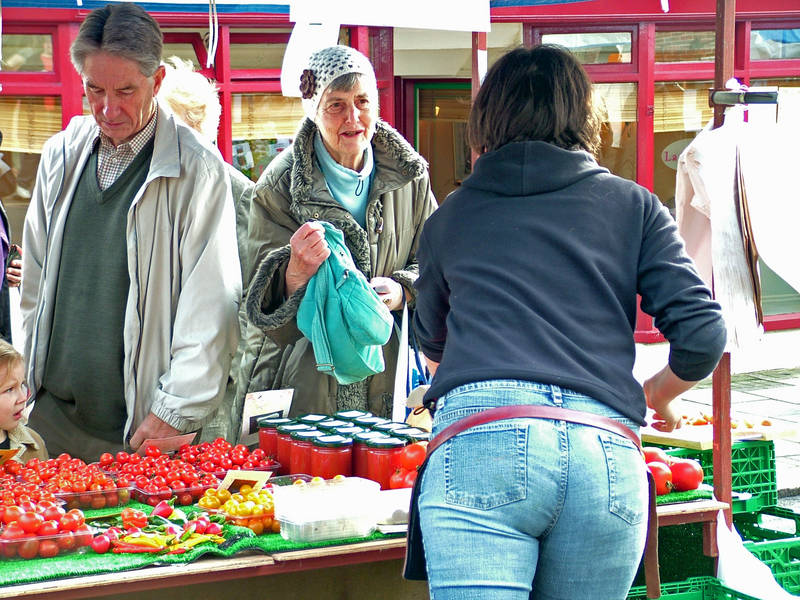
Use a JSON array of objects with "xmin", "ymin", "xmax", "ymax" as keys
[{"xmin": 239, "ymin": 45, "xmax": 437, "ymax": 418}]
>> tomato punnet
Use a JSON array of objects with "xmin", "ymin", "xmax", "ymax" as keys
[
  {"xmin": 647, "ymin": 461, "xmax": 673, "ymax": 495},
  {"xmin": 18, "ymin": 538, "xmax": 40, "ymax": 559},
  {"xmin": 643, "ymin": 447, "xmax": 672, "ymax": 466},
  {"xmin": 669, "ymin": 459, "xmax": 704, "ymax": 492}
]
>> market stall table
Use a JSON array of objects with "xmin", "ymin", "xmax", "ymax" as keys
[{"xmin": 0, "ymin": 536, "xmax": 412, "ymax": 600}]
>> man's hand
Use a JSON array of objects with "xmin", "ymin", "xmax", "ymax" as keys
[
  {"xmin": 129, "ymin": 412, "xmax": 181, "ymax": 452},
  {"xmin": 6, "ymin": 245, "xmax": 21, "ymax": 287}
]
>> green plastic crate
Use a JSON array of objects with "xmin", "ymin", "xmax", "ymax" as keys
[
  {"xmin": 655, "ymin": 440, "xmax": 777, "ymax": 512},
  {"xmin": 627, "ymin": 576, "xmax": 763, "ymax": 599},
  {"xmin": 734, "ymin": 507, "xmax": 800, "ymax": 595}
]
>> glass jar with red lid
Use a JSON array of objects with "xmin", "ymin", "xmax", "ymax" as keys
[
  {"xmin": 275, "ymin": 423, "xmax": 313, "ymax": 475},
  {"xmin": 258, "ymin": 417, "xmax": 292, "ymax": 459},
  {"xmin": 365, "ymin": 437, "xmax": 407, "ymax": 489},
  {"xmin": 310, "ymin": 435, "xmax": 353, "ymax": 479},
  {"xmin": 289, "ymin": 429, "xmax": 324, "ymax": 475},
  {"xmin": 352, "ymin": 431, "xmax": 389, "ymax": 479}
]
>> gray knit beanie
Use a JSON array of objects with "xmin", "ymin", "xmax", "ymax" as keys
[{"xmin": 300, "ymin": 45, "xmax": 377, "ymax": 120}]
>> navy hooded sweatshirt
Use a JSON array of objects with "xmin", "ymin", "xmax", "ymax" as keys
[{"xmin": 413, "ymin": 141, "xmax": 726, "ymax": 425}]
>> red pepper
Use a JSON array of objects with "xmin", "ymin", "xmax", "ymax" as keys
[
  {"xmin": 151, "ymin": 500, "xmax": 174, "ymax": 519},
  {"xmin": 121, "ymin": 508, "xmax": 148, "ymax": 530}
]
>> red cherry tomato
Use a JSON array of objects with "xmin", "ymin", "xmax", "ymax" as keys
[
  {"xmin": 18, "ymin": 538, "xmax": 40, "ymax": 559},
  {"xmin": 73, "ymin": 524, "xmax": 93, "ymax": 547},
  {"xmin": 90, "ymin": 534, "xmax": 111, "ymax": 554},
  {"xmin": 647, "ymin": 461, "xmax": 673, "ymax": 495},
  {"xmin": 18, "ymin": 512, "xmax": 45, "ymax": 534},
  {"xmin": 669, "ymin": 458, "xmax": 704, "ymax": 491},
  {"xmin": 37, "ymin": 520, "xmax": 60, "ymax": 537},
  {"xmin": 98, "ymin": 452, "xmax": 114, "ymax": 467},
  {"xmin": 38, "ymin": 539, "xmax": 60, "ymax": 558},
  {"xmin": 56, "ymin": 531, "xmax": 76, "ymax": 551}
]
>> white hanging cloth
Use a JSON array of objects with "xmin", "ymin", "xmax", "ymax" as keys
[{"xmin": 675, "ymin": 107, "xmax": 764, "ymax": 352}]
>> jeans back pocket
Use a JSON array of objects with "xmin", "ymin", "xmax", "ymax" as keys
[
  {"xmin": 600, "ymin": 433, "xmax": 647, "ymax": 525},
  {"xmin": 443, "ymin": 423, "xmax": 527, "ymax": 510}
]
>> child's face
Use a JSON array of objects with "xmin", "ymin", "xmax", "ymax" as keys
[{"xmin": 0, "ymin": 361, "xmax": 28, "ymax": 432}]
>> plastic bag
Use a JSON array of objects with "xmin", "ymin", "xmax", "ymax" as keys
[{"xmin": 716, "ymin": 511, "xmax": 799, "ymax": 599}]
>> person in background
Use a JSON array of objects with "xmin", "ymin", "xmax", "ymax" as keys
[
  {"xmin": 241, "ymin": 45, "xmax": 437, "ymax": 417},
  {"xmin": 158, "ymin": 55, "xmax": 254, "ymax": 441},
  {"xmin": 21, "ymin": 3, "xmax": 241, "ymax": 461},
  {"xmin": 0, "ymin": 131, "xmax": 17, "ymax": 342},
  {"xmin": 413, "ymin": 45, "xmax": 726, "ymax": 600},
  {"xmin": 0, "ymin": 339, "xmax": 47, "ymax": 462}
]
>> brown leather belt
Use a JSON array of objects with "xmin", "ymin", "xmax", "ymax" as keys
[{"xmin": 404, "ymin": 404, "xmax": 660, "ymax": 597}]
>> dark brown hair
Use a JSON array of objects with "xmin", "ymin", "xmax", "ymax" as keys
[{"xmin": 467, "ymin": 44, "xmax": 601, "ymax": 155}]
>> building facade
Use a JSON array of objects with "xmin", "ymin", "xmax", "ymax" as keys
[{"xmin": 1, "ymin": 0, "xmax": 798, "ymax": 340}]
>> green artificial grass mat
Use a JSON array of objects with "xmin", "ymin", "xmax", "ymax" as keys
[
  {"xmin": 655, "ymin": 488, "xmax": 713, "ymax": 504},
  {"xmin": 0, "ymin": 503, "xmax": 404, "ymax": 587}
]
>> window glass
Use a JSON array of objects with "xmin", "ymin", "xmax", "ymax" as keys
[
  {"xmin": 230, "ymin": 93, "xmax": 304, "ymax": 182},
  {"xmin": 593, "ymin": 82, "xmax": 637, "ymax": 181},
  {"xmin": 416, "ymin": 86, "xmax": 471, "ymax": 203},
  {"xmin": 751, "ymin": 29, "xmax": 800, "ymax": 60},
  {"xmin": 652, "ymin": 80, "xmax": 713, "ymax": 213},
  {"xmin": 655, "ymin": 31, "xmax": 715, "ymax": 62},
  {"xmin": 541, "ymin": 32, "xmax": 631, "ymax": 64},
  {"xmin": 0, "ymin": 34, "xmax": 53, "ymax": 72},
  {"xmin": 0, "ymin": 96, "xmax": 62, "ymax": 242}
]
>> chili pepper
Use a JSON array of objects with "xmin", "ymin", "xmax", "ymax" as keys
[
  {"xmin": 179, "ymin": 523, "xmax": 196, "ymax": 542},
  {"xmin": 112, "ymin": 543, "xmax": 163, "ymax": 554},
  {"xmin": 151, "ymin": 500, "xmax": 174, "ymax": 519}
]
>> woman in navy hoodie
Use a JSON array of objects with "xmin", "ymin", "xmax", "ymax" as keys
[{"xmin": 413, "ymin": 45, "xmax": 726, "ymax": 600}]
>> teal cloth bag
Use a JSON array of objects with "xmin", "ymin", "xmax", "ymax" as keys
[{"xmin": 297, "ymin": 222, "xmax": 394, "ymax": 384}]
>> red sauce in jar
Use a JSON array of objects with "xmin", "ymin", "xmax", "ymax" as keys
[
  {"xmin": 365, "ymin": 437, "xmax": 407, "ymax": 489},
  {"xmin": 310, "ymin": 435, "xmax": 353, "ymax": 479}
]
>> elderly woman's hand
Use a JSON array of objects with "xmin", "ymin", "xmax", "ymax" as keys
[
  {"xmin": 286, "ymin": 222, "xmax": 331, "ymax": 297},
  {"xmin": 370, "ymin": 276, "xmax": 405, "ymax": 311}
]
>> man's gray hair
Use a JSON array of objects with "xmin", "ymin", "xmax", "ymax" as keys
[{"xmin": 70, "ymin": 3, "xmax": 163, "ymax": 77}]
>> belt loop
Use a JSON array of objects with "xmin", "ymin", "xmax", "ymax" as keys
[{"xmin": 551, "ymin": 385, "xmax": 563, "ymax": 406}]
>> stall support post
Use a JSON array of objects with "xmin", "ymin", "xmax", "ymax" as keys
[
  {"xmin": 712, "ymin": 353, "xmax": 733, "ymax": 527},
  {"xmin": 710, "ymin": 0, "xmax": 735, "ymax": 530}
]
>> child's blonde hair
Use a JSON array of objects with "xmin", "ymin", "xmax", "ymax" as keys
[{"xmin": 0, "ymin": 339, "xmax": 23, "ymax": 379}]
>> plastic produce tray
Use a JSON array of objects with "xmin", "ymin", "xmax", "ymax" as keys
[
  {"xmin": 627, "ymin": 576, "xmax": 762, "ymax": 600},
  {"xmin": 734, "ymin": 506, "xmax": 800, "ymax": 595},
  {"xmin": 658, "ymin": 440, "xmax": 777, "ymax": 512}
]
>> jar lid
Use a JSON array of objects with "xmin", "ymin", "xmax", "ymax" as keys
[
  {"xmin": 317, "ymin": 419, "xmax": 349, "ymax": 431},
  {"xmin": 334, "ymin": 410, "xmax": 372, "ymax": 421},
  {"xmin": 372, "ymin": 421, "xmax": 408, "ymax": 433},
  {"xmin": 296, "ymin": 413, "xmax": 329, "ymax": 425},
  {"xmin": 353, "ymin": 430, "xmax": 388, "ymax": 443},
  {"xmin": 290, "ymin": 429, "xmax": 323, "ymax": 441},
  {"xmin": 312, "ymin": 434, "xmax": 354, "ymax": 448},
  {"xmin": 277, "ymin": 422, "xmax": 314, "ymax": 434},
  {"xmin": 365, "ymin": 436, "xmax": 407, "ymax": 449},
  {"xmin": 353, "ymin": 415, "xmax": 390, "ymax": 428},
  {"xmin": 332, "ymin": 425, "xmax": 366, "ymax": 437},
  {"xmin": 392, "ymin": 427, "xmax": 432, "ymax": 442},
  {"xmin": 257, "ymin": 417, "xmax": 293, "ymax": 429}
]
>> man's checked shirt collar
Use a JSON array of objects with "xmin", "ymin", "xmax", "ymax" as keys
[{"xmin": 96, "ymin": 106, "xmax": 157, "ymax": 190}]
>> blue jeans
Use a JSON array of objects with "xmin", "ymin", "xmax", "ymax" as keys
[{"xmin": 418, "ymin": 380, "xmax": 648, "ymax": 600}]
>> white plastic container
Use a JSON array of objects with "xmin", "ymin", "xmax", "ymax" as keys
[{"xmin": 273, "ymin": 476, "xmax": 381, "ymax": 543}]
